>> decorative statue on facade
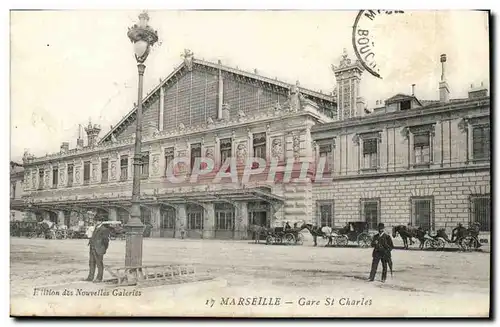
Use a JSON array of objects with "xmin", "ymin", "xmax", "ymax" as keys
[
  {"xmin": 205, "ymin": 147, "xmax": 214, "ymax": 160},
  {"xmin": 31, "ymin": 172, "xmax": 37, "ymax": 189},
  {"xmin": 182, "ymin": 49, "xmax": 194, "ymax": 71},
  {"xmin": 293, "ymin": 134, "xmax": 301, "ymax": 159},
  {"xmin": 75, "ymin": 167, "xmax": 81, "ymax": 183},
  {"xmin": 273, "ymin": 101, "xmax": 282, "ymax": 112},
  {"xmin": 236, "ymin": 143, "xmax": 247, "ymax": 164},
  {"xmin": 91, "ymin": 164, "xmax": 98, "ymax": 182},
  {"xmin": 207, "ymin": 117, "xmax": 215, "ymax": 126},
  {"xmin": 289, "ymin": 81, "xmax": 302, "ymax": 112},
  {"xmin": 237, "ymin": 110, "xmax": 246, "ymax": 121},
  {"xmin": 110, "ymin": 161, "xmax": 117, "ymax": 180},
  {"xmin": 271, "ymin": 138, "xmax": 283, "ymax": 160},
  {"xmin": 44, "ymin": 169, "xmax": 50, "ymax": 187},
  {"xmin": 22, "ymin": 149, "xmax": 34, "ymax": 163},
  {"xmin": 178, "ymin": 123, "xmax": 185, "ymax": 132},
  {"xmin": 59, "ymin": 168, "xmax": 65, "ymax": 185},
  {"xmin": 152, "ymin": 155, "xmax": 159, "ymax": 174},
  {"xmin": 111, "ymin": 133, "xmax": 117, "ymax": 143}
]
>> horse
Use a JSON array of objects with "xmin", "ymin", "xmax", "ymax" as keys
[
  {"xmin": 392, "ymin": 225, "xmax": 427, "ymax": 249},
  {"xmin": 248, "ymin": 224, "xmax": 268, "ymax": 243},
  {"xmin": 299, "ymin": 223, "xmax": 328, "ymax": 246}
]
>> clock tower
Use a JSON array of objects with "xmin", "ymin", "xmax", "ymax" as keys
[{"xmin": 331, "ymin": 48, "xmax": 365, "ymax": 120}]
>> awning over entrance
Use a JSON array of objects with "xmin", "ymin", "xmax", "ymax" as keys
[{"xmin": 18, "ymin": 186, "xmax": 284, "ymax": 212}]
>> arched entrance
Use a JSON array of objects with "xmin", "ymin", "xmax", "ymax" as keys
[{"xmin": 247, "ymin": 201, "xmax": 270, "ymax": 240}]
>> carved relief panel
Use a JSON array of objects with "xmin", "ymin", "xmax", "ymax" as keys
[
  {"xmin": 236, "ymin": 143, "xmax": 247, "ymax": 164},
  {"xmin": 151, "ymin": 153, "xmax": 160, "ymax": 176},
  {"xmin": 271, "ymin": 137, "xmax": 284, "ymax": 161}
]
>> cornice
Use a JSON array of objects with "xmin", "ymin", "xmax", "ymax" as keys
[{"xmin": 312, "ymin": 97, "xmax": 490, "ymax": 134}]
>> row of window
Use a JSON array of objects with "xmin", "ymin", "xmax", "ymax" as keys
[
  {"xmin": 317, "ymin": 194, "xmax": 491, "ymax": 232},
  {"xmin": 317, "ymin": 124, "xmax": 490, "ymax": 171},
  {"xmin": 35, "ymin": 132, "xmax": 269, "ymax": 189}
]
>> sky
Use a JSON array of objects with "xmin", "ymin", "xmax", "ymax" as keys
[{"xmin": 10, "ymin": 10, "xmax": 490, "ymax": 162}]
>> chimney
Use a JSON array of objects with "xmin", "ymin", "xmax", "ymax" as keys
[
  {"xmin": 76, "ymin": 124, "xmax": 84, "ymax": 148},
  {"xmin": 439, "ymin": 54, "xmax": 450, "ymax": 103},
  {"xmin": 411, "ymin": 84, "xmax": 416, "ymax": 96},
  {"xmin": 468, "ymin": 81, "xmax": 488, "ymax": 99},
  {"xmin": 60, "ymin": 142, "xmax": 69, "ymax": 153},
  {"xmin": 356, "ymin": 96, "xmax": 366, "ymax": 117}
]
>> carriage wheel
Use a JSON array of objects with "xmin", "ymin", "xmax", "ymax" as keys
[
  {"xmin": 357, "ymin": 233, "xmax": 371, "ymax": 248},
  {"xmin": 335, "ymin": 235, "xmax": 348, "ymax": 247},
  {"xmin": 284, "ymin": 233, "xmax": 295, "ymax": 245},
  {"xmin": 423, "ymin": 239, "xmax": 434, "ymax": 250},
  {"xmin": 296, "ymin": 233, "xmax": 304, "ymax": 245},
  {"xmin": 266, "ymin": 235, "xmax": 274, "ymax": 245},
  {"xmin": 436, "ymin": 238, "xmax": 446, "ymax": 250},
  {"xmin": 460, "ymin": 236, "xmax": 478, "ymax": 251}
]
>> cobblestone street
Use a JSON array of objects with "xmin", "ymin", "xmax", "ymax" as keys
[{"xmin": 10, "ymin": 235, "xmax": 490, "ymax": 317}]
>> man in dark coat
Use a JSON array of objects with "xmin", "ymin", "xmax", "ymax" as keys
[
  {"xmin": 84, "ymin": 222, "xmax": 112, "ymax": 282},
  {"xmin": 368, "ymin": 223, "xmax": 394, "ymax": 282}
]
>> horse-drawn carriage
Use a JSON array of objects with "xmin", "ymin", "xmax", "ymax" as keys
[
  {"xmin": 265, "ymin": 226, "xmax": 304, "ymax": 245},
  {"xmin": 325, "ymin": 221, "xmax": 373, "ymax": 248},
  {"xmin": 10, "ymin": 221, "xmax": 38, "ymax": 237},
  {"xmin": 393, "ymin": 222, "xmax": 483, "ymax": 252}
]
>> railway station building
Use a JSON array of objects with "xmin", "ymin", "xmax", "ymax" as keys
[{"xmin": 12, "ymin": 49, "xmax": 491, "ymax": 239}]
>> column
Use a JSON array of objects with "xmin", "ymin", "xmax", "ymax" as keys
[
  {"xmin": 57, "ymin": 211, "xmax": 65, "ymax": 226},
  {"xmin": 108, "ymin": 208, "xmax": 117, "ymax": 221},
  {"xmin": 236, "ymin": 202, "xmax": 249, "ymax": 240},
  {"xmin": 150, "ymin": 205, "xmax": 161, "ymax": 238},
  {"xmin": 203, "ymin": 203, "xmax": 215, "ymax": 239},
  {"xmin": 176, "ymin": 204, "xmax": 187, "ymax": 239}
]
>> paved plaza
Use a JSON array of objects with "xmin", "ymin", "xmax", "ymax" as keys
[{"xmin": 10, "ymin": 235, "xmax": 490, "ymax": 317}]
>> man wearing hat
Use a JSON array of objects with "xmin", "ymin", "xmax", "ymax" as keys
[
  {"xmin": 368, "ymin": 223, "xmax": 394, "ymax": 282},
  {"xmin": 84, "ymin": 222, "xmax": 113, "ymax": 282}
]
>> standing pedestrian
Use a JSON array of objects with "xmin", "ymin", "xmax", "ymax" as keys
[
  {"xmin": 368, "ymin": 223, "xmax": 394, "ymax": 283},
  {"xmin": 84, "ymin": 222, "xmax": 112, "ymax": 282}
]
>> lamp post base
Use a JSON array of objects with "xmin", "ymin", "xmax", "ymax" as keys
[{"xmin": 124, "ymin": 223, "xmax": 145, "ymax": 283}]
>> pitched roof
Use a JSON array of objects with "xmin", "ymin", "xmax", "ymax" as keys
[
  {"xmin": 385, "ymin": 93, "xmax": 423, "ymax": 107},
  {"xmin": 99, "ymin": 58, "xmax": 336, "ymax": 144}
]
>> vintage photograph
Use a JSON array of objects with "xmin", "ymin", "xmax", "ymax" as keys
[{"xmin": 10, "ymin": 10, "xmax": 491, "ymax": 317}]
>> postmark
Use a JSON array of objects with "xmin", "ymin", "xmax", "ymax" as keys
[{"xmin": 352, "ymin": 10, "xmax": 405, "ymax": 79}]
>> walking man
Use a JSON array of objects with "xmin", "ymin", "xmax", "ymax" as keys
[
  {"xmin": 84, "ymin": 222, "xmax": 112, "ymax": 282},
  {"xmin": 368, "ymin": 223, "xmax": 394, "ymax": 283}
]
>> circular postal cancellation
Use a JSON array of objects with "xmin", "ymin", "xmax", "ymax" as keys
[{"xmin": 352, "ymin": 10, "xmax": 406, "ymax": 79}]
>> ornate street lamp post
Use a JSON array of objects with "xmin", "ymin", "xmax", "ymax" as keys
[{"xmin": 125, "ymin": 11, "xmax": 158, "ymax": 275}]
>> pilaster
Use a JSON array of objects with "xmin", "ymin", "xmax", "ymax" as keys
[
  {"xmin": 203, "ymin": 203, "xmax": 215, "ymax": 239},
  {"xmin": 176, "ymin": 204, "xmax": 187, "ymax": 238}
]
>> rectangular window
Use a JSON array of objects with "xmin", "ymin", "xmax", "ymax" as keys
[
  {"xmin": 413, "ymin": 132, "xmax": 431, "ymax": 165},
  {"xmin": 472, "ymin": 125, "xmax": 490, "ymax": 161},
  {"xmin": 362, "ymin": 138, "xmax": 378, "ymax": 169},
  {"xmin": 187, "ymin": 211, "xmax": 203, "ymax": 229},
  {"xmin": 67, "ymin": 164, "xmax": 74, "ymax": 187},
  {"xmin": 360, "ymin": 198, "xmax": 380, "ymax": 230},
  {"xmin": 318, "ymin": 142, "xmax": 333, "ymax": 173},
  {"xmin": 83, "ymin": 161, "xmax": 90, "ymax": 184},
  {"xmin": 164, "ymin": 147, "xmax": 175, "ymax": 176},
  {"xmin": 220, "ymin": 138, "xmax": 232, "ymax": 166},
  {"xmin": 101, "ymin": 158, "xmax": 109, "ymax": 182},
  {"xmin": 471, "ymin": 195, "xmax": 490, "ymax": 232},
  {"xmin": 253, "ymin": 132, "xmax": 266, "ymax": 160},
  {"xmin": 120, "ymin": 155, "xmax": 128, "ymax": 180},
  {"xmin": 141, "ymin": 152, "xmax": 149, "ymax": 178},
  {"xmin": 411, "ymin": 197, "xmax": 434, "ymax": 231},
  {"xmin": 52, "ymin": 167, "xmax": 58, "ymax": 188},
  {"xmin": 38, "ymin": 169, "xmax": 44, "ymax": 189},
  {"xmin": 190, "ymin": 143, "xmax": 201, "ymax": 171},
  {"xmin": 10, "ymin": 183, "xmax": 14, "ymax": 199},
  {"xmin": 400, "ymin": 100, "xmax": 411, "ymax": 110},
  {"xmin": 317, "ymin": 201, "xmax": 334, "ymax": 227}
]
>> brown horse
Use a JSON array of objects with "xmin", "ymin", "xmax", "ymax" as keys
[
  {"xmin": 299, "ymin": 223, "xmax": 326, "ymax": 246},
  {"xmin": 392, "ymin": 225, "xmax": 426, "ymax": 249}
]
